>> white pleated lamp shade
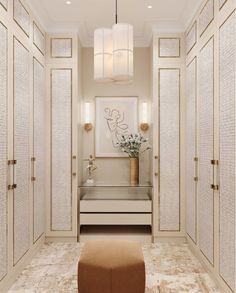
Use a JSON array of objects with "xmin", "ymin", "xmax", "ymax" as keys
[
  {"xmin": 94, "ymin": 28, "xmax": 113, "ymax": 82},
  {"xmin": 112, "ymin": 23, "xmax": 133, "ymax": 83}
]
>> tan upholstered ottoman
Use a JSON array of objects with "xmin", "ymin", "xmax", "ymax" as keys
[{"xmin": 78, "ymin": 240, "xmax": 145, "ymax": 293}]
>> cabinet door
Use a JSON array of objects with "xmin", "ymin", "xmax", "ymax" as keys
[
  {"xmin": 219, "ymin": 11, "xmax": 236, "ymax": 291},
  {"xmin": 33, "ymin": 58, "xmax": 45, "ymax": 242},
  {"xmin": 51, "ymin": 69, "xmax": 72, "ymax": 231},
  {"xmin": 159, "ymin": 68, "xmax": 180, "ymax": 231},
  {"xmin": 13, "ymin": 37, "xmax": 30, "ymax": 264},
  {"xmin": 0, "ymin": 22, "xmax": 8, "ymax": 281},
  {"xmin": 186, "ymin": 58, "xmax": 197, "ymax": 242},
  {"xmin": 199, "ymin": 37, "xmax": 214, "ymax": 265}
]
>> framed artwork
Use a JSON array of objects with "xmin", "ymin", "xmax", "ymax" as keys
[{"xmin": 95, "ymin": 97, "xmax": 138, "ymax": 157}]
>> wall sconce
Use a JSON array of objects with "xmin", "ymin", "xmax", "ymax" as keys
[
  {"xmin": 140, "ymin": 102, "xmax": 149, "ymax": 132},
  {"xmin": 84, "ymin": 102, "xmax": 93, "ymax": 132}
]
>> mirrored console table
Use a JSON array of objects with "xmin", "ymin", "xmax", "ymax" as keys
[{"xmin": 78, "ymin": 183, "xmax": 153, "ymax": 239}]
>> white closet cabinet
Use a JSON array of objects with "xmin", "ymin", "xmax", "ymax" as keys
[
  {"xmin": 46, "ymin": 34, "xmax": 78, "ymax": 239},
  {"xmin": 0, "ymin": 21, "xmax": 8, "ymax": 282},
  {"xmin": 13, "ymin": 37, "xmax": 30, "ymax": 265},
  {"xmin": 185, "ymin": 2, "xmax": 236, "ymax": 292},
  {"xmin": 33, "ymin": 58, "xmax": 45, "ymax": 242},
  {"xmin": 198, "ymin": 37, "xmax": 214, "ymax": 265},
  {"xmin": 0, "ymin": 1, "xmax": 46, "ymax": 290},
  {"xmin": 219, "ymin": 11, "xmax": 236, "ymax": 292},
  {"xmin": 186, "ymin": 57, "xmax": 197, "ymax": 243}
]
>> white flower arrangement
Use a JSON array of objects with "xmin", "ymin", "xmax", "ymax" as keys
[{"xmin": 116, "ymin": 133, "xmax": 151, "ymax": 158}]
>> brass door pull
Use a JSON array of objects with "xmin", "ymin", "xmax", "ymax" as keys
[{"xmin": 211, "ymin": 184, "xmax": 219, "ymax": 191}]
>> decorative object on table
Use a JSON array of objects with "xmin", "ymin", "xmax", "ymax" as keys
[
  {"xmin": 95, "ymin": 96, "xmax": 138, "ymax": 157},
  {"xmin": 84, "ymin": 155, "xmax": 97, "ymax": 184},
  {"xmin": 116, "ymin": 133, "xmax": 151, "ymax": 185}
]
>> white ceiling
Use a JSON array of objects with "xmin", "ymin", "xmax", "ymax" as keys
[{"xmin": 26, "ymin": 0, "xmax": 200, "ymax": 47}]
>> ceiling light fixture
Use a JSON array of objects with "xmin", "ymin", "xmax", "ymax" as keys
[
  {"xmin": 94, "ymin": 0, "xmax": 133, "ymax": 83},
  {"xmin": 147, "ymin": 5, "xmax": 152, "ymax": 9},
  {"xmin": 66, "ymin": 1, "xmax": 71, "ymax": 5}
]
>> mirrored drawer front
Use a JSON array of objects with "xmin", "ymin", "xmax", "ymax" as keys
[
  {"xmin": 80, "ymin": 200, "xmax": 152, "ymax": 213},
  {"xmin": 80, "ymin": 213, "xmax": 152, "ymax": 225}
]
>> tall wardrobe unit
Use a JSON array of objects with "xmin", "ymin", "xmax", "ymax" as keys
[
  {"xmin": 45, "ymin": 34, "xmax": 79, "ymax": 241},
  {"xmin": 0, "ymin": 0, "xmax": 46, "ymax": 291},
  {"xmin": 185, "ymin": 0, "xmax": 236, "ymax": 292},
  {"xmin": 152, "ymin": 35, "xmax": 186, "ymax": 239}
]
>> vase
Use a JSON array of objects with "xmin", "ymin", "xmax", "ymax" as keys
[{"xmin": 130, "ymin": 157, "xmax": 139, "ymax": 185}]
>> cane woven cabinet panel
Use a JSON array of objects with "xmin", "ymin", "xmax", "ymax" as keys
[
  {"xmin": 33, "ymin": 23, "xmax": 45, "ymax": 55},
  {"xmin": 13, "ymin": 0, "xmax": 30, "ymax": 36},
  {"xmin": 159, "ymin": 69, "xmax": 180, "ymax": 231},
  {"xmin": 199, "ymin": 0, "xmax": 214, "ymax": 36},
  {"xmin": 0, "ymin": 22, "xmax": 8, "ymax": 281},
  {"xmin": 51, "ymin": 39, "xmax": 72, "ymax": 58},
  {"xmin": 13, "ymin": 37, "xmax": 30, "ymax": 264},
  {"xmin": 219, "ymin": 0, "xmax": 227, "ymax": 9},
  {"xmin": 186, "ymin": 22, "xmax": 197, "ymax": 54},
  {"xmin": 219, "ymin": 11, "xmax": 236, "ymax": 291},
  {"xmin": 33, "ymin": 59, "xmax": 45, "ymax": 242},
  {"xmin": 199, "ymin": 37, "xmax": 214, "ymax": 265},
  {"xmin": 0, "ymin": 0, "xmax": 7, "ymax": 9},
  {"xmin": 51, "ymin": 69, "xmax": 72, "ymax": 231},
  {"xmin": 186, "ymin": 58, "xmax": 197, "ymax": 242}
]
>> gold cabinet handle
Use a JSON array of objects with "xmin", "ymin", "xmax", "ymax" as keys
[
  {"xmin": 154, "ymin": 172, "xmax": 158, "ymax": 177},
  {"xmin": 31, "ymin": 157, "xmax": 36, "ymax": 182},
  {"xmin": 72, "ymin": 155, "xmax": 77, "ymax": 177},
  {"xmin": 8, "ymin": 159, "xmax": 17, "ymax": 190}
]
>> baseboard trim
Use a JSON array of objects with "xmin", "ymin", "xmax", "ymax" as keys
[
  {"xmin": 153, "ymin": 236, "xmax": 187, "ymax": 244},
  {"xmin": 187, "ymin": 237, "xmax": 233, "ymax": 293},
  {"xmin": 0, "ymin": 234, "xmax": 45, "ymax": 293},
  {"xmin": 45, "ymin": 236, "xmax": 78, "ymax": 243}
]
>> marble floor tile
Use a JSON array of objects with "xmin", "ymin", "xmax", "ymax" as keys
[{"xmin": 8, "ymin": 243, "xmax": 221, "ymax": 293}]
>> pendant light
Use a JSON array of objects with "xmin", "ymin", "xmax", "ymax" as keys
[
  {"xmin": 112, "ymin": 0, "xmax": 133, "ymax": 83},
  {"xmin": 94, "ymin": 28, "xmax": 113, "ymax": 82},
  {"xmin": 94, "ymin": 0, "xmax": 133, "ymax": 83}
]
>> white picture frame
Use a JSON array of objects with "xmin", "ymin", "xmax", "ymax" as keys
[{"xmin": 95, "ymin": 96, "xmax": 138, "ymax": 158}]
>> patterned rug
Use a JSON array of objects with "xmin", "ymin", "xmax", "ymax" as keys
[{"xmin": 8, "ymin": 242, "xmax": 221, "ymax": 293}]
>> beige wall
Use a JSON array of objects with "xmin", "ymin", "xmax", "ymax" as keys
[{"xmin": 81, "ymin": 47, "xmax": 151, "ymax": 184}]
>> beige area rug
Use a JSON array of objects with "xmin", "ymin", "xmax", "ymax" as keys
[{"xmin": 8, "ymin": 243, "xmax": 221, "ymax": 293}]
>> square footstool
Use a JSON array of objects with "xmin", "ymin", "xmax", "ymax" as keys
[{"xmin": 78, "ymin": 240, "xmax": 145, "ymax": 293}]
